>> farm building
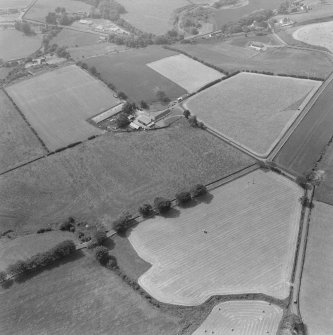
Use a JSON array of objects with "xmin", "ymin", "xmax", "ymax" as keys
[
  {"xmin": 249, "ymin": 42, "xmax": 265, "ymax": 51},
  {"xmin": 137, "ymin": 115, "xmax": 153, "ymax": 127},
  {"xmin": 279, "ymin": 17, "xmax": 294, "ymax": 27}
]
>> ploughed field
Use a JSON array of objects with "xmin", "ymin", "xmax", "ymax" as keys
[
  {"xmin": 0, "ymin": 90, "xmax": 45, "ymax": 173},
  {"xmin": 5, "ymin": 65, "xmax": 119, "ymax": 151},
  {"xmin": 84, "ymin": 46, "xmax": 187, "ymax": 104},
  {"xmin": 147, "ymin": 54, "xmax": 223, "ymax": 93},
  {"xmin": 192, "ymin": 300, "xmax": 283, "ymax": 335},
  {"xmin": 0, "ymin": 120, "xmax": 255, "ymax": 234},
  {"xmin": 184, "ymin": 72, "xmax": 321, "ymax": 157},
  {"xmin": 0, "ymin": 252, "xmax": 183, "ymax": 335},
  {"xmin": 129, "ymin": 170, "xmax": 302, "ymax": 305},
  {"xmin": 300, "ymin": 201, "xmax": 333, "ymax": 335}
]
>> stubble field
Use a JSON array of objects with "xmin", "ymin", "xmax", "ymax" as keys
[
  {"xmin": 184, "ymin": 72, "xmax": 320, "ymax": 157},
  {"xmin": 5, "ymin": 65, "xmax": 119, "ymax": 151},
  {"xmin": 0, "ymin": 90, "xmax": 45, "ymax": 173},
  {"xmin": 129, "ymin": 170, "xmax": 302, "ymax": 305},
  {"xmin": 192, "ymin": 300, "xmax": 283, "ymax": 335},
  {"xmin": 0, "ymin": 120, "xmax": 255, "ymax": 235}
]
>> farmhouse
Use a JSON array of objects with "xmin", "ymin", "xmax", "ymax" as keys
[{"xmin": 279, "ymin": 17, "xmax": 294, "ymax": 27}]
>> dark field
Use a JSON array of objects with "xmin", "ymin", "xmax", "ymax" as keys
[
  {"xmin": 175, "ymin": 41, "xmax": 333, "ymax": 78},
  {"xmin": 0, "ymin": 251, "xmax": 183, "ymax": 335},
  {"xmin": 84, "ymin": 46, "xmax": 187, "ymax": 104},
  {"xmin": 51, "ymin": 29, "xmax": 100, "ymax": 48},
  {"xmin": 274, "ymin": 79, "xmax": 333, "ymax": 177},
  {"xmin": 0, "ymin": 120, "xmax": 255, "ymax": 234}
]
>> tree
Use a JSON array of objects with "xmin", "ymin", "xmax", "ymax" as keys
[
  {"xmin": 94, "ymin": 230, "xmax": 107, "ymax": 245},
  {"xmin": 94, "ymin": 246, "xmax": 110, "ymax": 265},
  {"xmin": 46, "ymin": 12, "xmax": 57, "ymax": 24},
  {"xmin": 154, "ymin": 197, "xmax": 171, "ymax": 214},
  {"xmin": 0, "ymin": 271, "xmax": 7, "ymax": 282},
  {"xmin": 106, "ymin": 255, "xmax": 118, "ymax": 269},
  {"xmin": 139, "ymin": 203, "xmax": 154, "ymax": 218},
  {"xmin": 89, "ymin": 66, "xmax": 98, "ymax": 76},
  {"xmin": 140, "ymin": 100, "xmax": 149, "ymax": 109},
  {"xmin": 190, "ymin": 184, "xmax": 207, "ymax": 198},
  {"xmin": 112, "ymin": 212, "xmax": 133, "ymax": 234},
  {"xmin": 116, "ymin": 112, "xmax": 130, "ymax": 128},
  {"xmin": 118, "ymin": 91, "xmax": 127, "ymax": 100},
  {"xmin": 183, "ymin": 109, "xmax": 191, "ymax": 119},
  {"xmin": 156, "ymin": 90, "xmax": 170, "ymax": 104},
  {"xmin": 188, "ymin": 115, "xmax": 198, "ymax": 127},
  {"xmin": 176, "ymin": 191, "xmax": 192, "ymax": 206}
]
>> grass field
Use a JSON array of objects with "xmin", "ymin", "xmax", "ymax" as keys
[
  {"xmin": 192, "ymin": 301, "xmax": 283, "ymax": 335},
  {"xmin": 0, "ymin": 0, "xmax": 30, "ymax": 8},
  {"xmin": 0, "ymin": 29, "xmax": 41, "ymax": 61},
  {"xmin": 293, "ymin": 21, "xmax": 333, "ymax": 53},
  {"xmin": 0, "ymin": 90, "xmax": 45, "ymax": 173},
  {"xmin": 129, "ymin": 170, "xmax": 302, "ymax": 305},
  {"xmin": 50, "ymin": 29, "xmax": 100, "ymax": 48},
  {"xmin": 147, "ymin": 54, "xmax": 223, "ymax": 93},
  {"xmin": 175, "ymin": 42, "xmax": 333, "ymax": 78},
  {"xmin": 24, "ymin": 0, "xmax": 91, "ymax": 22},
  {"xmin": 5, "ymin": 65, "xmax": 120, "ymax": 151},
  {"xmin": 300, "ymin": 201, "xmax": 333, "ymax": 335},
  {"xmin": 230, "ymin": 33, "xmax": 281, "ymax": 47},
  {"xmin": 85, "ymin": 46, "xmax": 187, "ymax": 104},
  {"xmin": 0, "ymin": 252, "xmax": 184, "ymax": 335},
  {"xmin": 274, "ymin": 78, "xmax": 333, "ymax": 177},
  {"xmin": 184, "ymin": 72, "xmax": 320, "ymax": 157},
  {"xmin": 117, "ymin": 0, "xmax": 188, "ymax": 34},
  {"xmin": 0, "ymin": 231, "xmax": 73, "ymax": 271},
  {"xmin": 0, "ymin": 119, "xmax": 255, "ymax": 235}
]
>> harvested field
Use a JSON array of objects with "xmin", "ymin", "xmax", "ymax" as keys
[
  {"xmin": 117, "ymin": 0, "xmax": 188, "ymax": 34},
  {"xmin": 293, "ymin": 21, "xmax": 333, "ymax": 53},
  {"xmin": 300, "ymin": 201, "xmax": 333, "ymax": 335},
  {"xmin": 0, "ymin": 231, "xmax": 73, "ymax": 271},
  {"xmin": 0, "ymin": 252, "xmax": 184, "ymax": 335},
  {"xmin": 0, "ymin": 119, "xmax": 255, "ymax": 235},
  {"xmin": 0, "ymin": 90, "xmax": 45, "ymax": 173},
  {"xmin": 147, "ymin": 54, "xmax": 223, "ymax": 93},
  {"xmin": 184, "ymin": 72, "xmax": 321, "ymax": 157},
  {"xmin": 84, "ymin": 46, "xmax": 187, "ymax": 104},
  {"xmin": 5, "ymin": 65, "xmax": 119, "ymax": 151},
  {"xmin": 129, "ymin": 170, "xmax": 302, "ymax": 305},
  {"xmin": 50, "ymin": 29, "xmax": 100, "ymax": 48},
  {"xmin": 0, "ymin": 29, "xmax": 41, "ymax": 61},
  {"xmin": 24, "ymin": 0, "xmax": 91, "ymax": 23},
  {"xmin": 192, "ymin": 301, "xmax": 283, "ymax": 335},
  {"xmin": 274, "ymin": 77, "xmax": 333, "ymax": 176},
  {"xmin": 174, "ymin": 42, "xmax": 333, "ymax": 78}
]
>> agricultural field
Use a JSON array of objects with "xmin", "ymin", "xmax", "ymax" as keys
[
  {"xmin": 184, "ymin": 72, "xmax": 321, "ymax": 157},
  {"xmin": 0, "ymin": 119, "xmax": 255, "ymax": 235},
  {"xmin": 84, "ymin": 46, "xmax": 187, "ymax": 104},
  {"xmin": 129, "ymin": 170, "xmax": 302, "ymax": 305},
  {"xmin": 229, "ymin": 33, "xmax": 281, "ymax": 47},
  {"xmin": 274, "ymin": 77, "xmax": 333, "ymax": 177},
  {"xmin": 50, "ymin": 29, "xmax": 100, "ymax": 48},
  {"xmin": 300, "ymin": 201, "xmax": 333, "ymax": 335},
  {"xmin": 5, "ymin": 65, "xmax": 120, "ymax": 151},
  {"xmin": 0, "ymin": 231, "xmax": 73, "ymax": 271},
  {"xmin": 192, "ymin": 301, "xmax": 283, "ymax": 335},
  {"xmin": 117, "ymin": 0, "xmax": 188, "ymax": 34},
  {"xmin": 0, "ymin": 252, "xmax": 184, "ymax": 335},
  {"xmin": 24, "ymin": 0, "xmax": 91, "ymax": 23},
  {"xmin": 0, "ymin": 29, "xmax": 42, "ymax": 61},
  {"xmin": 0, "ymin": 0, "xmax": 30, "ymax": 8},
  {"xmin": 293, "ymin": 21, "xmax": 333, "ymax": 53},
  {"xmin": 147, "ymin": 54, "xmax": 223, "ymax": 93},
  {"xmin": 174, "ymin": 41, "xmax": 333, "ymax": 78},
  {"xmin": 0, "ymin": 90, "xmax": 45, "ymax": 174}
]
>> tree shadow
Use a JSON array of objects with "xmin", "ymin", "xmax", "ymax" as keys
[
  {"xmin": 178, "ymin": 199, "xmax": 198, "ymax": 209},
  {"xmin": 1, "ymin": 278, "xmax": 13, "ymax": 289},
  {"xmin": 14, "ymin": 250, "xmax": 85, "ymax": 284},
  {"xmin": 161, "ymin": 207, "xmax": 180, "ymax": 218},
  {"xmin": 196, "ymin": 192, "xmax": 214, "ymax": 204},
  {"xmin": 103, "ymin": 237, "xmax": 115, "ymax": 250}
]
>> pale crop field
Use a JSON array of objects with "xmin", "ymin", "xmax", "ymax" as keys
[
  {"xmin": 129, "ymin": 170, "xmax": 302, "ymax": 305},
  {"xmin": 184, "ymin": 72, "xmax": 321, "ymax": 157},
  {"xmin": 147, "ymin": 54, "xmax": 223, "ymax": 93},
  {"xmin": 192, "ymin": 301, "xmax": 283, "ymax": 335},
  {"xmin": 293, "ymin": 21, "xmax": 333, "ymax": 53},
  {"xmin": 6, "ymin": 65, "xmax": 119, "ymax": 151}
]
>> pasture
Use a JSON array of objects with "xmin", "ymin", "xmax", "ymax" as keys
[
  {"xmin": 24, "ymin": 0, "xmax": 91, "ymax": 22},
  {"xmin": 0, "ymin": 119, "xmax": 255, "ymax": 235},
  {"xmin": 129, "ymin": 170, "xmax": 302, "ymax": 305},
  {"xmin": 300, "ymin": 201, "xmax": 333, "ymax": 335},
  {"xmin": 117, "ymin": 0, "xmax": 188, "ymax": 34},
  {"xmin": 0, "ymin": 29, "xmax": 41, "ymax": 61},
  {"xmin": 5, "ymin": 65, "xmax": 119, "ymax": 151},
  {"xmin": 0, "ymin": 90, "xmax": 45, "ymax": 173},
  {"xmin": 184, "ymin": 72, "xmax": 321, "ymax": 157},
  {"xmin": 274, "ymin": 77, "xmax": 333, "ymax": 177},
  {"xmin": 0, "ymin": 231, "xmax": 73, "ymax": 271},
  {"xmin": 50, "ymin": 29, "xmax": 100, "ymax": 48},
  {"xmin": 192, "ymin": 301, "xmax": 283, "ymax": 335},
  {"xmin": 0, "ymin": 252, "xmax": 184, "ymax": 335},
  {"xmin": 85, "ymin": 46, "xmax": 187, "ymax": 104},
  {"xmin": 175, "ymin": 42, "xmax": 333, "ymax": 78},
  {"xmin": 293, "ymin": 21, "xmax": 333, "ymax": 53},
  {"xmin": 147, "ymin": 54, "xmax": 223, "ymax": 93}
]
